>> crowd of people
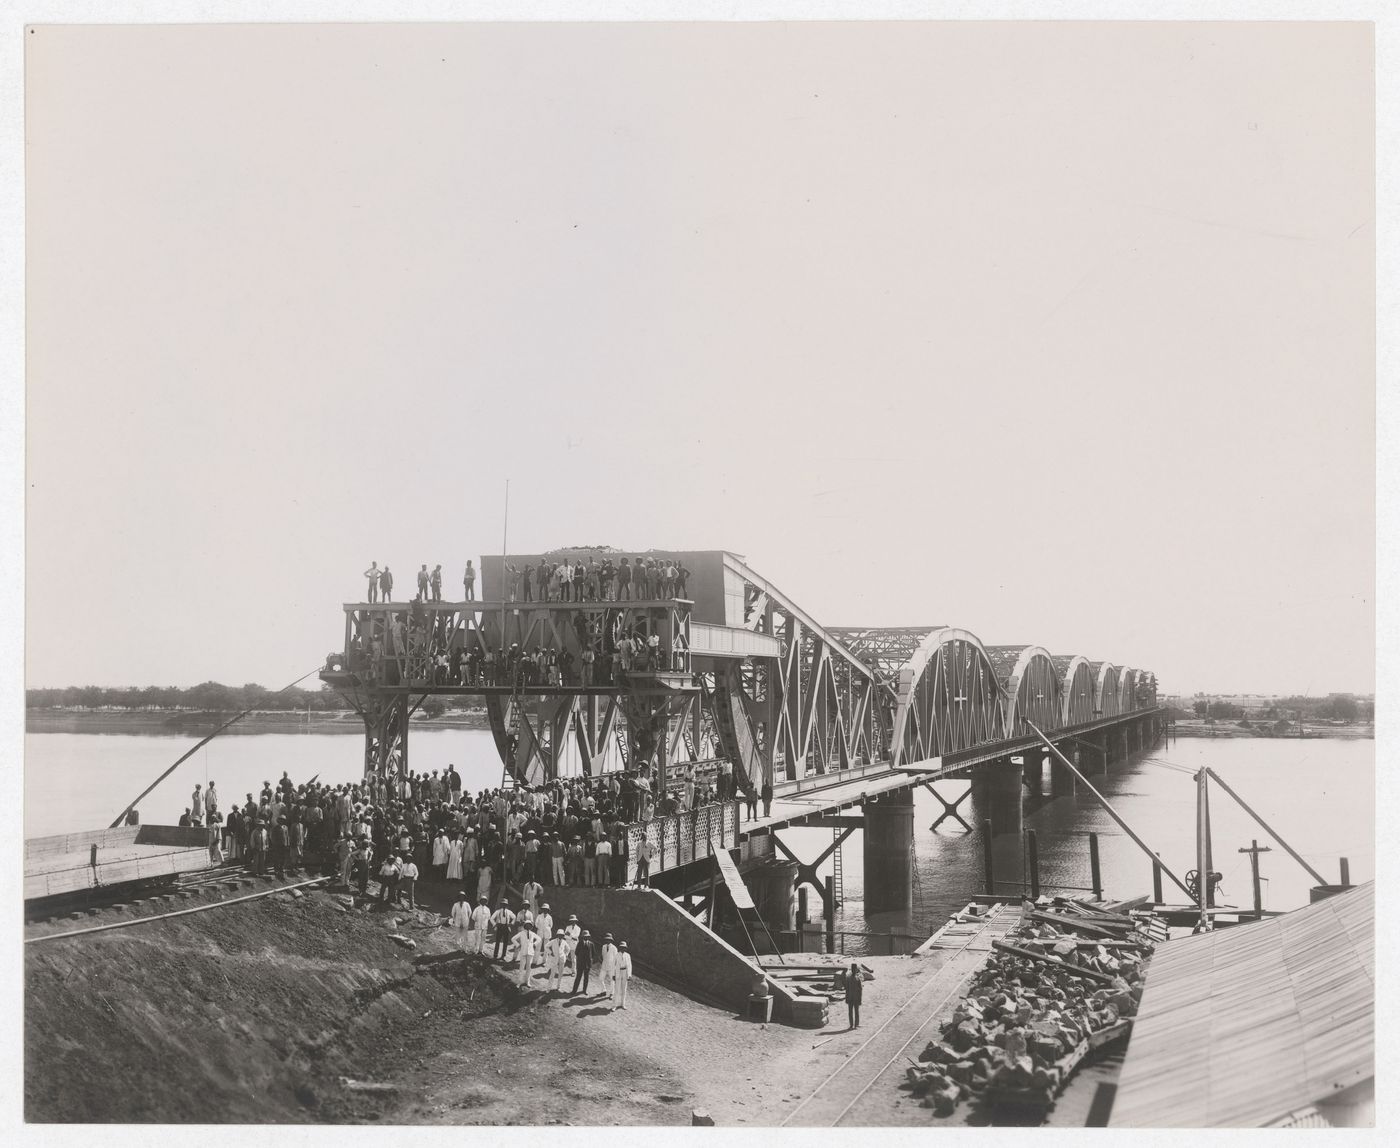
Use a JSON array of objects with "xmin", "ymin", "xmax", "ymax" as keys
[
  {"xmin": 359, "ymin": 554, "xmax": 691, "ymax": 606},
  {"xmin": 175, "ymin": 767, "xmax": 675, "ymax": 1008},
  {"xmin": 176, "ymin": 763, "xmax": 771, "ymax": 894},
  {"xmin": 426, "ymin": 633, "xmax": 680, "ymax": 689},
  {"xmin": 446, "ymin": 889, "xmax": 634, "ymax": 1006},
  {"xmin": 502, "ymin": 555, "xmax": 690, "ymax": 604}
]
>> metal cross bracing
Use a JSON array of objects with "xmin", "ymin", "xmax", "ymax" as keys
[
  {"xmin": 725, "ymin": 557, "xmax": 890, "ymax": 784},
  {"xmin": 825, "ymin": 626, "xmax": 938, "ymax": 686},
  {"xmin": 319, "ymin": 549, "xmax": 1160, "ymax": 799}
]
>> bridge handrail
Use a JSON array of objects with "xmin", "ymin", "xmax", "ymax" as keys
[{"xmin": 624, "ymin": 800, "xmax": 742, "ymax": 877}]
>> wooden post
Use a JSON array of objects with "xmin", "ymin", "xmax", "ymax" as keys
[
  {"xmin": 1152, "ymin": 852, "xmax": 1163, "ymax": 904},
  {"xmin": 1089, "ymin": 833, "xmax": 1102, "ymax": 900},
  {"xmin": 1238, "ymin": 838, "xmax": 1270, "ymax": 919},
  {"xmin": 1340, "ymin": 857, "xmax": 1351, "ymax": 887},
  {"xmin": 982, "ymin": 819, "xmax": 996, "ymax": 895},
  {"xmin": 797, "ymin": 885, "xmax": 808, "ymax": 925},
  {"xmin": 1195, "ymin": 769, "xmax": 1211, "ymax": 926},
  {"xmin": 824, "ymin": 875, "xmax": 836, "ymax": 954},
  {"xmin": 1026, "ymin": 830, "xmax": 1040, "ymax": 901}
]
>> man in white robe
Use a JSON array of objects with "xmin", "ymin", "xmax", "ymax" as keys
[
  {"xmin": 510, "ymin": 922, "xmax": 539, "ymax": 987},
  {"xmin": 546, "ymin": 929, "xmax": 571, "ymax": 992},
  {"xmin": 449, "ymin": 892, "xmax": 472, "ymax": 952},
  {"xmin": 613, "ymin": 941, "xmax": 633, "ymax": 1009},
  {"xmin": 469, "ymin": 898, "xmax": 492, "ymax": 954},
  {"xmin": 599, "ymin": 933, "xmax": 619, "ymax": 995},
  {"xmin": 534, "ymin": 905, "xmax": 554, "ymax": 966}
]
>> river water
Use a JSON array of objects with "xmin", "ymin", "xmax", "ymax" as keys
[{"xmin": 25, "ymin": 728, "xmax": 1371, "ymax": 940}]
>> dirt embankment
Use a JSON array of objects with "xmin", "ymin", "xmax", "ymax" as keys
[{"xmin": 24, "ymin": 881, "xmax": 817, "ymax": 1125}]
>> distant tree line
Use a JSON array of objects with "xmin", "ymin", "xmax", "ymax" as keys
[
  {"xmin": 1191, "ymin": 694, "xmax": 1373, "ymax": 723},
  {"xmin": 27, "ymin": 682, "xmax": 345, "ymax": 713},
  {"xmin": 27, "ymin": 681, "xmax": 486, "ymax": 716}
]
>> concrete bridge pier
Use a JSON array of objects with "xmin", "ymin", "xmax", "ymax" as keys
[
  {"xmin": 1051, "ymin": 748, "xmax": 1077, "ymax": 796},
  {"xmin": 981, "ymin": 757, "xmax": 1024, "ymax": 836},
  {"xmin": 747, "ymin": 859, "xmax": 798, "ymax": 943},
  {"xmin": 862, "ymin": 787, "xmax": 914, "ymax": 915},
  {"xmin": 1021, "ymin": 754, "xmax": 1044, "ymax": 797}
]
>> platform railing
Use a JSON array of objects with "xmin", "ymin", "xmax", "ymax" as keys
[{"xmin": 625, "ymin": 800, "xmax": 741, "ymax": 877}]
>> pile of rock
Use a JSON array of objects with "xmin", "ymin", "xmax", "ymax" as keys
[{"xmin": 905, "ymin": 900, "xmax": 1154, "ymax": 1118}]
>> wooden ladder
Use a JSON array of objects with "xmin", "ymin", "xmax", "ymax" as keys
[{"xmin": 831, "ymin": 826, "xmax": 844, "ymax": 907}]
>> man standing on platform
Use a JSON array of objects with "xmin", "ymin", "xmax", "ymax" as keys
[
  {"xmin": 463, "ymin": 560, "xmax": 476, "ymax": 600},
  {"xmin": 380, "ymin": 565, "xmax": 394, "ymax": 601},
  {"xmin": 761, "ymin": 779, "xmax": 774, "ymax": 818},
  {"xmin": 595, "ymin": 832, "xmax": 612, "ymax": 886},
  {"xmin": 430, "ymin": 564, "xmax": 443, "ymax": 602},
  {"xmin": 634, "ymin": 836, "xmax": 655, "ymax": 886},
  {"xmin": 364, "ymin": 561, "xmax": 381, "ymax": 602}
]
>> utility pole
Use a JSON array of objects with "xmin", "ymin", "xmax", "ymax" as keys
[
  {"xmin": 1238, "ymin": 839, "xmax": 1272, "ymax": 920},
  {"xmin": 1195, "ymin": 768, "xmax": 1214, "ymax": 931}
]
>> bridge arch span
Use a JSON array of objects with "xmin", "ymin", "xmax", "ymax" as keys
[
  {"xmin": 1120, "ymin": 668, "xmax": 1139, "ymax": 712},
  {"xmin": 1052, "ymin": 654, "xmax": 1097, "ymax": 726},
  {"xmin": 890, "ymin": 627, "xmax": 1005, "ymax": 766},
  {"xmin": 1091, "ymin": 662, "xmax": 1120, "ymax": 718},
  {"xmin": 985, "ymin": 645, "xmax": 1061, "ymax": 738}
]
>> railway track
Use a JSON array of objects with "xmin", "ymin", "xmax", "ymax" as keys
[
  {"xmin": 780, "ymin": 906, "xmax": 1016, "ymax": 1127},
  {"xmin": 24, "ymin": 862, "xmax": 330, "ymax": 925}
]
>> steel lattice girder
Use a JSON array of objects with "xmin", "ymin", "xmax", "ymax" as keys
[{"xmin": 324, "ymin": 561, "xmax": 1158, "ymax": 787}]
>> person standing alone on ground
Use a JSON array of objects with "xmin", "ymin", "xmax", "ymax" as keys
[
  {"xmin": 599, "ymin": 933, "xmax": 619, "ymax": 996},
  {"xmin": 571, "ymin": 930, "xmax": 596, "ymax": 995},
  {"xmin": 844, "ymin": 963, "xmax": 863, "ymax": 1029},
  {"xmin": 364, "ymin": 562, "xmax": 381, "ymax": 602},
  {"xmin": 613, "ymin": 941, "xmax": 633, "ymax": 1010},
  {"xmin": 449, "ymin": 890, "xmax": 472, "ymax": 951},
  {"xmin": 399, "ymin": 852, "xmax": 419, "ymax": 910}
]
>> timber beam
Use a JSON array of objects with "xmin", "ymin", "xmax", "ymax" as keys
[{"xmin": 799, "ymin": 814, "xmax": 866, "ymax": 829}]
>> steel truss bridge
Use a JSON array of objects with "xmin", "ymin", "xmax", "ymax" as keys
[{"xmin": 320, "ymin": 549, "xmax": 1158, "ymax": 795}]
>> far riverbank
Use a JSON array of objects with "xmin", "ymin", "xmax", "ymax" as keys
[
  {"xmin": 25, "ymin": 708, "xmax": 491, "ymax": 737},
  {"xmin": 1169, "ymin": 718, "xmax": 1373, "ymax": 740}
]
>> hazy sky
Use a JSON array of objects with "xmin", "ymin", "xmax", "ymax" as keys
[{"xmin": 24, "ymin": 20, "xmax": 1374, "ymax": 696}]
